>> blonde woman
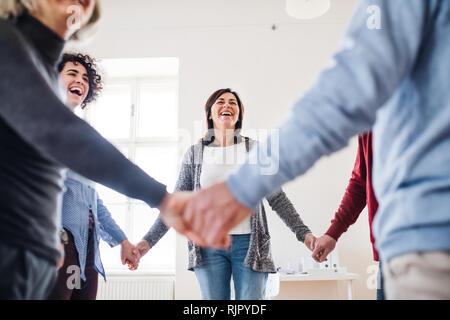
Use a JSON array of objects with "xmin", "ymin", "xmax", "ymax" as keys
[{"xmin": 0, "ymin": 0, "xmax": 183, "ymax": 299}]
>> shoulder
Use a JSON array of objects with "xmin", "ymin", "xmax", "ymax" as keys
[
  {"xmin": 242, "ymin": 136, "xmax": 258, "ymax": 148},
  {"xmin": 181, "ymin": 143, "xmax": 202, "ymax": 164},
  {"xmin": 0, "ymin": 18, "xmax": 25, "ymax": 50},
  {"xmin": 0, "ymin": 18, "xmax": 15, "ymax": 34},
  {"xmin": 185, "ymin": 142, "xmax": 201, "ymax": 156},
  {"xmin": 0, "ymin": 19, "xmax": 34, "ymax": 68}
]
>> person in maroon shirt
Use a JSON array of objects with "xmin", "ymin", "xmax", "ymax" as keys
[{"xmin": 311, "ymin": 131, "xmax": 384, "ymax": 300}]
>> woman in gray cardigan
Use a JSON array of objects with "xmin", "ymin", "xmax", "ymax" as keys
[{"xmin": 134, "ymin": 88, "xmax": 316, "ymax": 300}]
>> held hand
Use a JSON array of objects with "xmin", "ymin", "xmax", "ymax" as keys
[
  {"xmin": 134, "ymin": 240, "xmax": 151, "ymax": 258},
  {"xmin": 303, "ymin": 233, "xmax": 317, "ymax": 251},
  {"xmin": 57, "ymin": 242, "xmax": 65, "ymax": 270},
  {"xmin": 311, "ymin": 234, "xmax": 336, "ymax": 263},
  {"xmin": 120, "ymin": 239, "xmax": 140, "ymax": 270},
  {"xmin": 158, "ymin": 192, "xmax": 206, "ymax": 246},
  {"xmin": 127, "ymin": 240, "xmax": 151, "ymax": 271},
  {"xmin": 184, "ymin": 182, "xmax": 253, "ymax": 249}
]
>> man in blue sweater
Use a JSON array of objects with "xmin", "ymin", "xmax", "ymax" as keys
[{"xmin": 181, "ymin": 0, "xmax": 450, "ymax": 299}]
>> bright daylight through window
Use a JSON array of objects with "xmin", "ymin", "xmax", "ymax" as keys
[{"xmin": 75, "ymin": 58, "xmax": 179, "ymax": 274}]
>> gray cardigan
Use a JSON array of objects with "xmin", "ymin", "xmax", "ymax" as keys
[{"xmin": 144, "ymin": 137, "xmax": 311, "ymax": 273}]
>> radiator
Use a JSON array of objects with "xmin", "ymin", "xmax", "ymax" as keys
[{"xmin": 96, "ymin": 274, "xmax": 175, "ymax": 300}]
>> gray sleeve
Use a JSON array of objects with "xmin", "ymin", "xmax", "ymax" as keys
[
  {"xmin": 266, "ymin": 188, "xmax": 311, "ymax": 242},
  {"xmin": 0, "ymin": 24, "xmax": 167, "ymax": 208},
  {"xmin": 143, "ymin": 146, "xmax": 195, "ymax": 246}
]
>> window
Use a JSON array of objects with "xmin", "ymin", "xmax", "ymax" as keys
[{"xmin": 77, "ymin": 58, "xmax": 179, "ymax": 273}]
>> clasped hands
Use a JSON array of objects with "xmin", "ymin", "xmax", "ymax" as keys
[
  {"xmin": 119, "ymin": 181, "xmax": 247, "ymax": 271},
  {"xmin": 155, "ymin": 182, "xmax": 324, "ymax": 258},
  {"xmin": 120, "ymin": 181, "xmax": 249, "ymax": 270},
  {"xmin": 157, "ymin": 181, "xmax": 253, "ymax": 250},
  {"xmin": 123, "ymin": 181, "xmax": 335, "ymax": 270}
]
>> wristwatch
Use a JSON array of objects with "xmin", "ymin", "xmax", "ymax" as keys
[{"xmin": 60, "ymin": 229, "xmax": 69, "ymax": 245}]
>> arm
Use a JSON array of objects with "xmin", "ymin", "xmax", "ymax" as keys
[
  {"xmin": 266, "ymin": 188, "xmax": 311, "ymax": 243},
  {"xmin": 96, "ymin": 196, "xmax": 127, "ymax": 247},
  {"xmin": 227, "ymin": 0, "xmax": 430, "ymax": 209},
  {"xmin": 96, "ymin": 196, "xmax": 139, "ymax": 267},
  {"xmin": 312, "ymin": 135, "xmax": 368, "ymax": 262},
  {"xmin": 0, "ymin": 27, "xmax": 166, "ymax": 208},
  {"xmin": 325, "ymin": 135, "xmax": 368, "ymax": 241}
]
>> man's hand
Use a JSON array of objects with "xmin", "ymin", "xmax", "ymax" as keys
[
  {"xmin": 311, "ymin": 234, "xmax": 337, "ymax": 262},
  {"xmin": 120, "ymin": 239, "xmax": 140, "ymax": 270},
  {"xmin": 303, "ymin": 233, "xmax": 317, "ymax": 251},
  {"xmin": 184, "ymin": 182, "xmax": 253, "ymax": 249},
  {"xmin": 158, "ymin": 192, "xmax": 205, "ymax": 245}
]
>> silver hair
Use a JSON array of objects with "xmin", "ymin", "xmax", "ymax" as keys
[
  {"xmin": 0, "ymin": 0, "xmax": 38, "ymax": 19},
  {"xmin": 0, "ymin": 0, "xmax": 101, "ymax": 41}
]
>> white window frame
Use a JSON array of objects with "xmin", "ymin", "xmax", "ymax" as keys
[{"xmin": 80, "ymin": 74, "xmax": 179, "ymax": 274}]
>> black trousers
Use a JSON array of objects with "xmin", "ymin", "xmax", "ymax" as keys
[
  {"xmin": 0, "ymin": 241, "xmax": 57, "ymax": 300},
  {"xmin": 47, "ymin": 225, "xmax": 98, "ymax": 300}
]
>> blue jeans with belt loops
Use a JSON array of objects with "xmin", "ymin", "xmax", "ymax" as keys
[{"xmin": 194, "ymin": 234, "xmax": 268, "ymax": 300}]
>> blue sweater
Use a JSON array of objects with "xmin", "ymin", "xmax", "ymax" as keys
[{"xmin": 227, "ymin": 0, "xmax": 450, "ymax": 262}]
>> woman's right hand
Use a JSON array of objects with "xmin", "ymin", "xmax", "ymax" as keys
[
  {"xmin": 128, "ymin": 240, "xmax": 151, "ymax": 271},
  {"xmin": 135, "ymin": 239, "xmax": 151, "ymax": 257}
]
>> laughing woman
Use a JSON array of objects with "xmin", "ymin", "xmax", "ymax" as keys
[
  {"xmin": 47, "ymin": 53, "xmax": 138, "ymax": 300},
  {"xmin": 133, "ymin": 88, "xmax": 317, "ymax": 300}
]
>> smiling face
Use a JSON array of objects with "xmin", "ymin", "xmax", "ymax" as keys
[
  {"xmin": 210, "ymin": 92, "xmax": 240, "ymax": 130},
  {"xmin": 60, "ymin": 61, "xmax": 89, "ymax": 110}
]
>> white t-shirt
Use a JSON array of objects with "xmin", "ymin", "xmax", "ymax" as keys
[{"xmin": 200, "ymin": 142, "xmax": 251, "ymax": 234}]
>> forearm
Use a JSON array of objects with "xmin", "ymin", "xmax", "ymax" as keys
[
  {"xmin": 227, "ymin": 0, "xmax": 427, "ymax": 208},
  {"xmin": 326, "ymin": 178, "xmax": 367, "ymax": 241},
  {"xmin": 143, "ymin": 215, "xmax": 169, "ymax": 247},
  {"xmin": 267, "ymin": 189, "xmax": 311, "ymax": 242},
  {"xmin": 97, "ymin": 198, "xmax": 127, "ymax": 246}
]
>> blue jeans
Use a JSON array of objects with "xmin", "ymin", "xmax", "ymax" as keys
[
  {"xmin": 377, "ymin": 260, "xmax": 385, "ymax": 300},
  {"xmin": 194, "ymin": 234, "xmax": 268, "ymax": 300}
]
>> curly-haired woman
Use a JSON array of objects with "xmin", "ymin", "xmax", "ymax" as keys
[{"xmin": 47, "ymin": 53, "xmax": 137, "ymax": 300}]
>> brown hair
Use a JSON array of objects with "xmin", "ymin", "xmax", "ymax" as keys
[{"xmin": 202, "ymin": 88, "xmax": 245, "ymax": 145}]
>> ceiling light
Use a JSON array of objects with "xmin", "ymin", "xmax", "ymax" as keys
[{"xmin": 285, "ymin": 0, "xmax": 331, "ymax": 20}]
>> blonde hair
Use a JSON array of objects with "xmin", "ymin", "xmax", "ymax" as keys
[{"xmin": 0, "ymin": 0, "xmax": 101, "ymax": 40}]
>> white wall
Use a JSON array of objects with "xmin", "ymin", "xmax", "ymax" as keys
[{"xmin": 74, "ymin": 0, "xmax": 376, "ymax": 299}]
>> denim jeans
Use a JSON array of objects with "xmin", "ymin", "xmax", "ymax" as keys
[
  {"xmin": 377, "ymin": 260, "xmax": 385, "ymax": 300},
  {"xmin": 194, "ymin": 234, "xmax": 268, "ymax": 300}
]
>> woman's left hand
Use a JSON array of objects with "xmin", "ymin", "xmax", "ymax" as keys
[{"xmin": 303, "ymin": 233, "xmax": 317, "ymax": 251}]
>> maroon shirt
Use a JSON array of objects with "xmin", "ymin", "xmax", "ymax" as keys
[{"xmin": 325, "ymin": 132, "xmax": 379, "ymax": 261}]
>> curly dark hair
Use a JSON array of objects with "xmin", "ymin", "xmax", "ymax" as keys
[{"xmin": 58, "ymin": 53, "xmax": 103, "ymax": 109}]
